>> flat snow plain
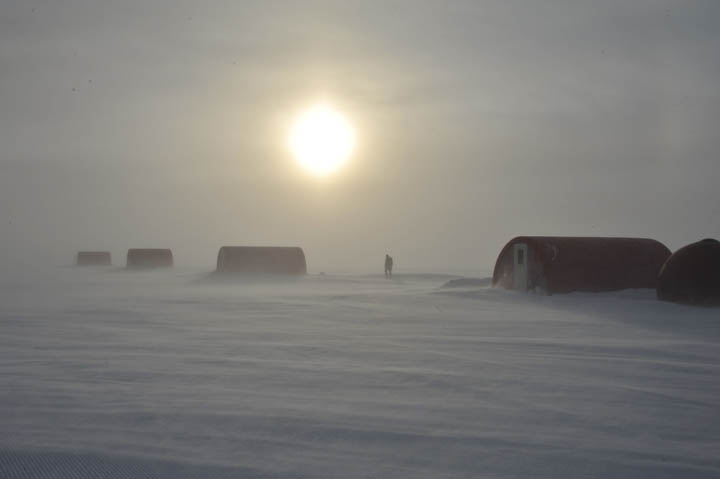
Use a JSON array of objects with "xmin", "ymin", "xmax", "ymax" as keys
[{"xmin": 1, "ymin": 266, "xmax": 719, "ymax": 478}]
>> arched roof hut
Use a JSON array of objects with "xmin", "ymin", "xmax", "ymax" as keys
[
  {"xmin": 657, "ymin": 239, "xmax": 720, "ymax": 306},
  {"xmin": 76, "ymin": 251, "xmax": 112, "ymax": 266},
  {"xmin": 216, "ymin": 246, "xmax": 306, "ymax": 275},
  {"xmin": 493, "ymin": 236, "xmax": 671, "ymax": 294},
  {"xmin": 126, "ymin": 249, "xmax": 174, "ymax": 269}
]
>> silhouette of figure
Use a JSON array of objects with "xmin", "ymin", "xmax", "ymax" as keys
[{"xmin": 384, "ymin": 254, "xmax": 393, "ymax": 279}]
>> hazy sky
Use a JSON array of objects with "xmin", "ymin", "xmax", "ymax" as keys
[{"xmin": 2, "ymin": 0, "xmax": 719, "ymax": 272}]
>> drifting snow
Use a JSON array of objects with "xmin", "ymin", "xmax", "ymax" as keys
[
  {"xmin": 1, "ymin": 267, "xmax": 719, "ymax": 478},
  {"xmin": 442, "ymin": 277, "xmax": 493, "ymax": 288}
]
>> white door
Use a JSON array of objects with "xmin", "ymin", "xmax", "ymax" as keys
[{"xmin": 513, "ymin": 243, "xmax": 528, "ymax": 292}]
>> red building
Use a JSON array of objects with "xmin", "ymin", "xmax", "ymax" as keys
[
  {"xmin": 126, "ymin": 249, "xmax": 174, "ymax": 269},
  {"xmin": 76, "ymin": 251, "xmax": 112, "ymax": 266},
  {"xmin": 493, "ymin": 237, "xmax": 671, "ymax": 294},
  {"xmin": 216, "ymin": 246, "xmax": 307, "ymax": 275}
]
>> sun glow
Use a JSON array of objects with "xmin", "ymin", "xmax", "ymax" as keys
[{"xmin": 289, "ymin": 104, "xmax": 355, "ymax": 176}]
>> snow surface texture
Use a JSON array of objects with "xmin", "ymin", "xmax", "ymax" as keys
[{"xmin": 1, "ymin": 266, "xmax": 719, "ymax": 478}]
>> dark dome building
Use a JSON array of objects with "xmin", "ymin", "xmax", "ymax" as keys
[
  {"xmin": 657, "ymin": 239, "xmax": 720, "ymax": 306},
  {"xmin": 493, "ymin": 236, "xmax": 671, "ymax": 294},
  {"xmin": 216, "ymin": 246, "xmax": 307, "ymax": 275},
  {"xmin": 126, "ymin": 249, "xmax": 174, "ymax": 269}
]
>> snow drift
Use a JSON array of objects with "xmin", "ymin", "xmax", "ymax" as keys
[{"xmin": 1, "ymin": 267, "xmax": 718, "ymax": 478}]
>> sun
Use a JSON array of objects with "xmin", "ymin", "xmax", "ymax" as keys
[{"xmin": 289, "ymin": 104, "xmax": 356, "ymax": 176}]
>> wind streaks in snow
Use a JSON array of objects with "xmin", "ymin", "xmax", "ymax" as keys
[{"xmin": 1, "ymin": 268, "xmax": 719, "ymax": 478}]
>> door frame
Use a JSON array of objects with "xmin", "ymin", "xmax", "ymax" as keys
[{"xmin": 512, "ymin": 243, "xmax": 528, "ymax": 292}]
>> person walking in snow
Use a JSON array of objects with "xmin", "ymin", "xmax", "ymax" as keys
[{"xmin": 384, "ymin": 254, "xmax": 393, "ymax": 279}]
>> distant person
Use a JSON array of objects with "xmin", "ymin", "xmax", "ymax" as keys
[{"xmin": 384, "ymin": 254, "xmax": 393, "ymax": 279}]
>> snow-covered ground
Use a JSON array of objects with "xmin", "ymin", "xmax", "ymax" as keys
[{"xmin": 1, "ymin": 266, "xmax": 719, "ymax": 478}]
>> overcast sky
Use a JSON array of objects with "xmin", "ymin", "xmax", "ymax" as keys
[{"xmin": 1, "ymin": 0, "xmax": 719, "ymax": 272}]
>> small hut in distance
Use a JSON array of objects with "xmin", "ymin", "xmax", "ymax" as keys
[
  {"xmin": 216, "ymin": 246, "xmax": 307, "ymax": 275},
  {"xmin": 76, "ymin": 251, "xmax": 112, "ymax": 266},
  {"xmin": 493, "ymin": 236, "xmax": 671, "ymax": 294},
  {"xmin": 126, "ymin": 248, "xmax": 174, "ymax": 269}
]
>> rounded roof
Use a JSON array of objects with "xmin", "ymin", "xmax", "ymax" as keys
[
  {"xmin": 76, "ymin": 251, "xmax": 112, "ymax": 266},
  {"xmin": 657, "ymin": 238, "xmax": 720, "ymax": 306},
  {"xmin": 493, "ymin": 236, "xmax": 671, "ymax": 293},
  {"xmin": 126, "ymin": 248, "xmax": 174, "ymax": 268},
  {"xmin": 216, "ymin": 246, "xmax": 306, "ymax": 274}
]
